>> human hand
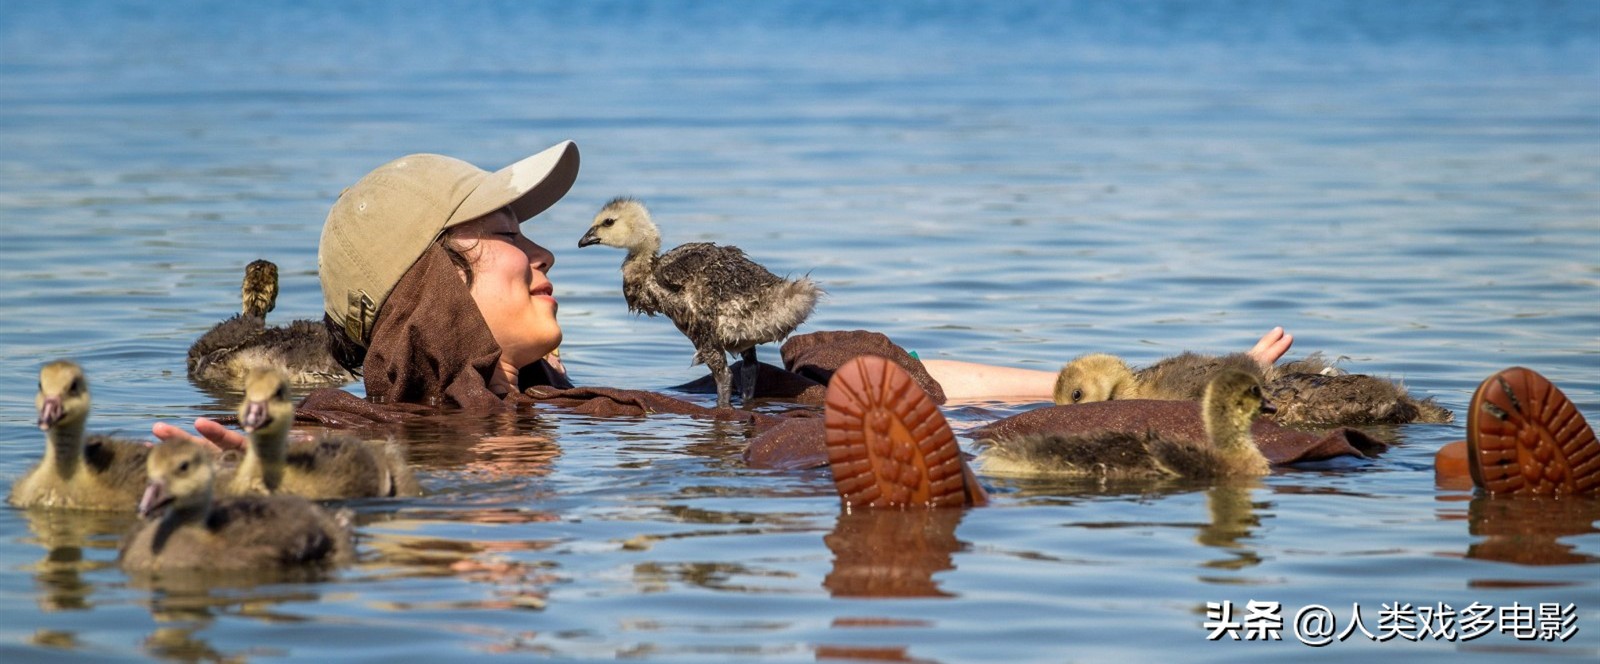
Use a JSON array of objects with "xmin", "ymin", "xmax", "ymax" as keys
[
  {"xmin": 1246, "ymin": 327, "xmax": 1294, "ymax": 369},
  {"xmin": 151, "ymin": 417, "xmax": 247, "ymax": 454}
]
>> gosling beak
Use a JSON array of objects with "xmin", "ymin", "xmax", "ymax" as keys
[
  {"xmin": 37, "ymin": 397, "xmax": 62, "ymax": 430},
  {"xmin": 240, "ymin": 400, "xmax": 271, "ymax": 432},
  {"xmin": 138, "ymin": 480, "xmax": 172, "ymax": 518},
  {"xmin": 1258, "ymin": 397, "xmax": 1278, "ymax": 416},
  {"xmin": 577, "ymin": 228, "xmax": 601, "ymax": 248}
]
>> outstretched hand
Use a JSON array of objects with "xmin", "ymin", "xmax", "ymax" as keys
[
  {"xmin": 151, "ymin": 417, "xmax": 247, "ymax": 454},
  {"xmin": 1246, "ymin": 326, "xmax": 1294, "ymax": 369}
]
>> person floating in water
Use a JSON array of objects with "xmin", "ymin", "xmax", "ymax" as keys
[{"xmin": 152, "ymin": 138, "xmax": 1298, "ymax": 462}]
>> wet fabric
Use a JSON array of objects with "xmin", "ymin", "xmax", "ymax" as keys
[
  {"xmin": 522, "ymin": 384, "xmax": 782, "ymax": 424},
  {"xmin": 780, "ymin": 330, "xmax": 946, "ymax": 405},
  {"xmin": 273, "ymin": 249, "xmax": 1382, "ymax": 473},
  {"xmin": 742, "ymin": 417, "xmax": 829, "ymax": 469},
  {"xmin": 361, "ymin": 243, "xmax": 530, "ymax": 410},
  {"xmin": 521, "ymin": 330, "xmax": 937, "ymax": 439},
  {"xmin": 517, "ymin": 330, "xmax": 935, "ymax": 424}
]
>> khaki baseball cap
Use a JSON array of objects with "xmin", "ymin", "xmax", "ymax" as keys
[{"xmin": 318, "ymin": 140, "xmax": 580, "ymax": 346}]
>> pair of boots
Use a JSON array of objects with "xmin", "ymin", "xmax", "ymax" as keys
[{"xmin": 824, "ymin": 357, "xmax": 1598, "ymax": 508}]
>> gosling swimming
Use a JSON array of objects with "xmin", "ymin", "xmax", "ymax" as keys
[
  {"xmin": 981, "ymin": 369, "xmax": 1275, "ymax": 479},
  {"xmin": 117, "ymin": 438, "xmax": 353, "ymax": 573},
  {"xmin": 1053, "ymin": 351, "xmax": 1451, "ymax": 426},
  {"xmin": 8, "ymin": 361, "xmax": 149, "ymax": 511},
  {"xmin": 188, "ymin": 259, "xmax": 355, "ymax": 388},
  {"xmin": 579, "ymin": 198, "xmax": 822, "ymax": 409},
  {"xmin": 232, "ymin": 367, "xmax": 419, "ymax": 499}
]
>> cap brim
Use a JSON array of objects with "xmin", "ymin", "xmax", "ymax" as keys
[{"xmin": 447, "ymin": 140, "xmax": 580, "ymax": 227}]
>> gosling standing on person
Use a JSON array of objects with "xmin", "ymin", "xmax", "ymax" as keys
[
  {"xmin": 118, "ymin": 438, "xmax": 353, "ymax": 573},
  {"xmin": 579, "ymin": 198, "xmax": 822, "ymax": 409},
  {"xmin": 8, "ymin": 361, "xmax": 149, "ymax": 510}
]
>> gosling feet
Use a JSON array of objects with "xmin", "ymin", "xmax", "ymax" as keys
[
  {"xmin": 1467, "ymin": 366, "xmax": 1599, "ymax": 495},
  {"xmin": 824, "ymin": 355, "xmax": 986, "ymax": 509}
]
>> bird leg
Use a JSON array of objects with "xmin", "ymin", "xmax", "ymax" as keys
[
  {"xmin": 739, "ymin": 347, "xmax": 759, "ymax": 407},
  {"xmin": 705, "ymin": 350, "xmax": 732, "ymax": 410}
]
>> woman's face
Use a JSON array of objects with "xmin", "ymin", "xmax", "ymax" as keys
[{"xmin": 447, "ymin": 208, "xmax": 560, "ymax": 369}]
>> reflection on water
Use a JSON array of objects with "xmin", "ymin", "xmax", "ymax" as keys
[
  {"xmin": 376, "ymin": 550, "xmax": 556, "ymax": 611},
  {"xmin": 21, "ymin": 509, "xmax": 136, "ymax": 612},
  {"xmin": 364, "ymin": 510, "xmax": 561, "ymax": 611},
  {"xmin": 632, "ymin": 560, "xmax": 798, "ymax": 595},
  {"xmin": 1195, "ymin": 482, "xmax": 1265, "ymax": 571},
  {"xmin": 815, "ymin": 642, "xmax": 941, "ymax": 664},
  {"xmin": 144, "ymin": 624, "xmax": 250, "ymax": 663},
  {"xmin": 400, "ymin": 411, "xmax": 562, "ymax": 475},
  {"xmin": 1461, "ymin": 495, "xmax": 1600, "ymax": 568},
  {"xmin": 141, "ymin": 585, "xmax": 324, "ymax": 625},
  {"xmin": 823, "ymin": 508, "xmax": 969, "ymax": 598},
  {"xmin": 1013, "ymin": 478, "xmax": 1271, "ymax": 572},
  {"xmin": 20, "ymin": 507, "xmax": 332, "ymax": 661}
]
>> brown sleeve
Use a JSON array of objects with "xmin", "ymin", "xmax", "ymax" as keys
[{"xmin": 781, "ymin": 330, "xmax": 945, "ymax": 404}]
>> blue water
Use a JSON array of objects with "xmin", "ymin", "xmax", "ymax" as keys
[{"xmin": 1, "ymin": 1, "xmax": 1598, "ymax": 661}]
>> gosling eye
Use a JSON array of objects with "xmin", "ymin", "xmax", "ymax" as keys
[
  {"xmin": 1071, "ymin": 389, "xmax": 1083, "ymax": 403},
  {"xmin": 276, "ymin": 385, "xmax": 289, "ymax": 400},
  {"xmin": 601, "ymin": 218, "xmax": 616, "ymax": 227},
  {"xmin": 69, "ymin": 378, "xmax": 84, "ymax": 394},
  {"xmin": 177, "ymin": 460, "xmax": 191, "ymax": 474}
]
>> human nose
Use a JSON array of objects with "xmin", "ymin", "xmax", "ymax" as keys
[{"xmin": 522, "ymin": 238, "xmax": 555, "ymax": 273}]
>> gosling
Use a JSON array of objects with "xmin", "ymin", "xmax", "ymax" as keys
[
  {"xmin": 232, "ymin": 367, "xmax": 419, "ymax": 499},
  {"xmin": 188, "ymin": 259, "xmax": 355, "ymax": 388},
  {"xmin": 579, "ymin": 198, "xmax": 822, "ymax": 409},
  {"xmin": 981, "ymin": 369, "xmax": 1275, "ymax": 479},
  {"xmin": 8, "ymin": 361, "xmax": 149, "ymax": 511},
  {"xmin": 1053, "ymin": 351, "xmax": 1451, "ymax": 426},
  {"xmin": 118, "ymin": 438, "xmax": 353, "ymax": 573}
]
